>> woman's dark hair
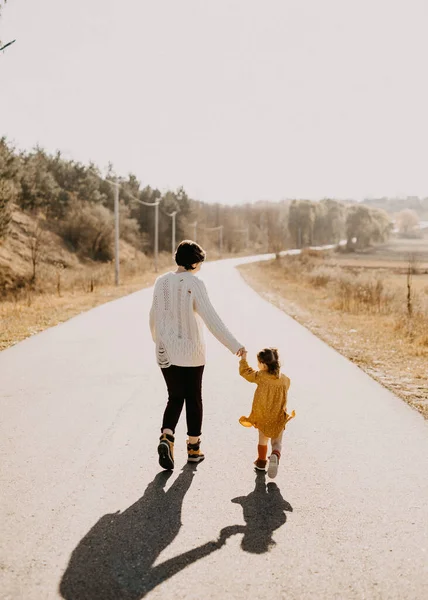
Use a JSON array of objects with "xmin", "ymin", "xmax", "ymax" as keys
[
  {"xmin": 257, "ymin": 347, "xmax": 280, "ymax": 377},
  {"xmin": 175, "ymin": 240, "xmax": 206, "ymax": 271}
]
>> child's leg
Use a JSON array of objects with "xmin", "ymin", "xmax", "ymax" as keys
[
  {"xmin": 271, "ymin": 431, "xmax": 283, "ymax": 456},
  {"xmin": 258, "ymin": 431, "xmax": 269, "ymax": 459},
  {"xmin": 268, "ymin": 431, "xmax": 283, "ymax": 478},
  {"xmin": 254, "ymin": 431, "xmax": 269, "ymax": 470},
  {"xmin": 259, "ymin": 431, "xmax": 269, "ymax": 445}
]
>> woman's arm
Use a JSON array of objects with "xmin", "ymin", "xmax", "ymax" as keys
[
  {"xmin": 239, "ymin": 358, "xmax": 258, "ymax": 383},
  {"xmin": 193, "ymin": 279, "xmax": 243, "ymax": 354}
]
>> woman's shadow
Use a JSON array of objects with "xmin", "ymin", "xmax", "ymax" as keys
[
  {"xmin": 59, "ymin": 469, "xmax": 292, "ymax": 600},
  {"xmin": 59, "ymin": 465, "xmax": 226, "ymax": 600},
  {"xmin": 219, "ymin": 471, "xmax": 293, "ymax": 554}
]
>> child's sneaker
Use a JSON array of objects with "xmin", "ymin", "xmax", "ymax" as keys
[
  {"xmin": 254, "ymin": 459, "xmax": 267, "ymax": 471},
  {"xmin": 268, "ymin": 450, "xmax": 280, "ymax": 479},
  {"xmin": 158, "ymin": 433, "xmax": 174, "ymax": 470},
  {"xmin": 187, "ymin": 439, "xmax": 205, "ymax": 463}
]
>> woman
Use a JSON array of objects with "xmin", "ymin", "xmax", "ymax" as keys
[{"xmin": 150, "ymin": 240, "xmax": 245, "ymax": 470}]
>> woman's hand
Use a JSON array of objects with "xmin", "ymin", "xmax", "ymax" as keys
[{"xmin": 236, "ymin": 347, "xmax": 247, "ymax": 359}]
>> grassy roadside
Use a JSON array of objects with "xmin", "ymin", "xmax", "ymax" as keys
[
  {"xmin": 238, "ymin": 252, "xmax": 428, "ymax": 419},
  {"xmin": 0, "ymin": 249, "xmax": 252, "ymax": 352},
  {"xmin": 0, "ymin": 260, "xmax": 173, "ymax": 351}
]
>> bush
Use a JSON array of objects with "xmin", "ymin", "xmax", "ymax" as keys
[
  {"xmin": 61, "ymin": 202, "xmax": 114, "ymax": 261},
  {"xmin": 394, "ymin": 310, "xmax": 428, "ymax": 346},
  {"xmin": 119, "ymin": 206, "xmax": 143, "ymax": 249},
  {"xmin": 333, "ymin": 271, "xmax": 392, "ymax": 314},
  {"xmin": 0, "ymin": 264, "xmax": 28, "ymax": 298},
  {"xmin": 307, "ymin": 265, "xmax": 335, "ymax": 288}
]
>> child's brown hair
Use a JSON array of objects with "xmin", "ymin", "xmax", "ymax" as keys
[{"xmin": 257, "ymin": 347, "xmax": 280, "ymax": 377}]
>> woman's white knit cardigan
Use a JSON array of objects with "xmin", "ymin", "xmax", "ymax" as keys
[{"xmin": 149, "ymin": 271, "xmax": 242, "ymax": 367}]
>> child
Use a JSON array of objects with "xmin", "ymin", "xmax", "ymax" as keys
[{"xmin": 239, "ymin": 348, "xmax": 295, "ymax": 479}]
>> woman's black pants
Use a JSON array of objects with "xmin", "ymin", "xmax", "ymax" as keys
[{"xmin": 161, "ymin": 365, "xmax": 205, "ymax": 437}]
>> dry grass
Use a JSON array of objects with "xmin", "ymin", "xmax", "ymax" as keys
[
  {"xmin": 0, "ymin": 207, "xmax": 253, "ymax": 351},
  {"xmin": 239, "ymin": 245, "xmax": 428, "ymax": 419},
  {"xmin": 0, "ymin": 254, "xmax": 174, "ymax": 351},
  {"xmin": 0, "ymin": 248, "xmax": 248, "ymax": 351}
]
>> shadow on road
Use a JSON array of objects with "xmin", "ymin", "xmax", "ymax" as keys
[
  {"xmin": 59, "ymin": 469, "xmax": 292, "ymax": 599},
  {"xmin": 59, "ymin": 465, "xmax": 226, "ymax": 600},
  {"xmin": 220, "ymin": 471, "xmax": 293, "ymax": 554}
]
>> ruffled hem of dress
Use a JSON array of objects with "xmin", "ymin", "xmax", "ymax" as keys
[{"xmin": 239, "ymin": 410, "xmax": 296, "ymax": 435}]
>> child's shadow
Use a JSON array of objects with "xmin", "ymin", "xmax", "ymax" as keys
[
  {"xmin": 59, "ymin": 465, "xmax": 226, "ymax": 600},
  {"xmin": 220, "ymin": 471, "xmax": 293, "ymax": 554}
]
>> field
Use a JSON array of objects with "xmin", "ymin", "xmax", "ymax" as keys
[
  {"xmin": 239, "ymin": 235, "xmax": 428, "ymax": 419},
  {"xmin": 329, "ymin": 236, "xmax": 428, "ymax": 269}
]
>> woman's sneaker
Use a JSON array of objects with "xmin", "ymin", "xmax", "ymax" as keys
[
  {"xmin": 254, "ymin": 459, "xmax": 267, "ymax": 471},
  {"xmin": 158, "ymin": 433, "xmax": 174, "ymax": 470},
  {"xmin": 268, "ymin": 451, "xmax": 280, "ymax": 479},
  {"xmin": 187, "ymin": 439, "xmax": 205, "ymax": 463}
]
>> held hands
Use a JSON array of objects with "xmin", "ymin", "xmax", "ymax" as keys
[{"xmin": 236, "ymin": 347, "xmax": 247, "ymax": 359}]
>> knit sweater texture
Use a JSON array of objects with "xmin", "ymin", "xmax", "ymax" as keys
[{"xmin": 149, "ymin": 271, "xmax": 242, "ymax": 367}]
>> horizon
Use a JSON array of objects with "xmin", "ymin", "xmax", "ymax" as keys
[
  {"xmin": 2, "ymin": 136, "xmax": 428, "ymax": 207},
  {"xmin": 1, "ymin": 0, "xmax": 427, "ymax": 204}
]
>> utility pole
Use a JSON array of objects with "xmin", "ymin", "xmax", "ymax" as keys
[
  {"xmin": 89, "ymin": 168, "xmax": 161, "ymax": 277},
  {"xmin": 154, "ymin": 201, "xmax": 159, "ymax": 272},
  {"xmin": 134, "ymin": 196, "xmax": 161, "ymax": 272},
  {"xmin": 88, "ymin": 169, "xmax": 121, "ymax": 286},
  {"xmin": 165, "ymin": 210, "xmax": 178, "ymax": 258},
  {"xmin": 113, "ymin": 181, "xmax": 120, "ymax": 285},
  {"xmin": 171, "ymin": 211, "xmax": 176, "ymax": 257},
  {"xmin": 202, "ymin": 225, "xmax": 223, "ymax": 256}
]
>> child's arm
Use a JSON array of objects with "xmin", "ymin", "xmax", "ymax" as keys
[{"xmin": 239, "ymin": 358, "xmax": 259, "ymax": 383}]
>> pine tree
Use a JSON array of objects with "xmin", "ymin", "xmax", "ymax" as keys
[{"xmin": 0, "ymin": 179, "xmax": 13, "ymax": 239}]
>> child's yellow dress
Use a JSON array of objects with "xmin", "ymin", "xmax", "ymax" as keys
[{"xmin": 239, "ymin": 358, "xmax": 295, "ymax": 438}]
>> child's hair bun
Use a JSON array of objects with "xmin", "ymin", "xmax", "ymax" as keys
[
  {"xmin": 269, "ymin": 348, "xmax": 279, "ymax": 360},
  {"xmin": 257, "ymin": 347, "xmax": 281, "ymax": 376}
]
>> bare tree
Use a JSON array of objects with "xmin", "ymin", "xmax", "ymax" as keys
[
  {"xmin": 0, "ymin": 1, "xmax": 15, "ymax": 52},
  {"xmin": 28, "ymin": 223, "xmax": 46, "ymax": 285},
  {"xmin": 396, "ymin": 209, "xmax": 420, "ymax": 238},
  {"xmin": 406, "ymin": 253, "xmax": 419, "ymax": 320}
]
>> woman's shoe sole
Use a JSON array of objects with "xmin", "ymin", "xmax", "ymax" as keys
[
  {"xmin": 268, "ymin": 454, "xmax": 278, "ymax": 479},
  {"xmin": 187, "ymin": 455, "xmax": 205, "ymax": 463},
  {"xmin": 158, "ymin": 442, "xmax": 174, "ymax": 470}
]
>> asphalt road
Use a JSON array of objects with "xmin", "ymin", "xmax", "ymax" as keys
[{"xmin": 1, "ymin": 255, "xmax": 428, "ymax": 600}]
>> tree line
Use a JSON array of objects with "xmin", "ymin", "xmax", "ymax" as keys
[
  {"xmin": 0, "ymin": 139, "xmax": 393, "ymax": 266},
  {"xmin": 363, "ymin": 196, "xmax": 428, "ymax": 218}
]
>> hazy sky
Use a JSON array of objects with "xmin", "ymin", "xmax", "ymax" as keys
[{"xmin": 1, "ymin": 0, "xmax": 427, "ymax": 204}]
